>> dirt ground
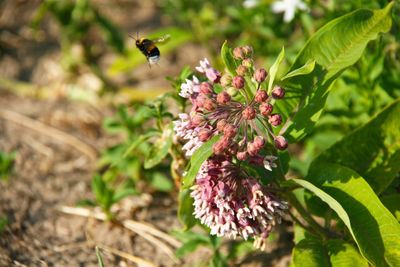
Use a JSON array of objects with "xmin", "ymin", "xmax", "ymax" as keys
[{"xmin": 0, "ymin": 1, "xmax": 292, "ymax": 266}]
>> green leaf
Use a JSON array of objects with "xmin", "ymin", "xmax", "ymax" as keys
[
  {"xmin": 312, "ymin": 100, "xmax": 400, "ymax": 193},
  {"xmin": 327, "ymin": 239, "xmax": 369, "ymax": 267},
  {"xmin": 381, "ymin": 194, "xmax": 400, "ymax": 222},
  {"xmin": 276, "ymin": 3, "xmax": 394, "ymax": 142},
  {"xmin": 291, "ymin": 178, "xmax": 353, "ymax": 238},
  {"xmin": 123, "ymin": 132, "xmax": 157, "ymax": 158},
  {"xmin": 112, "ymin": 187, "xmax": 137, "ymax": 203},
  {"xmin": 307, "ymin": 163, "xmax": 400, "ymax": 267},
  {"xmin": 176, "ymin": 239, "xmax": 209, "ymax": 258},
  {"xmin": 182, "ymin": 135, "xmax": 220, "ymax": 188},
  {"xmin": 178, "ymin": 189, "xmax": 196, "ymax": 230},
  {"xmin": 268, "ymin": 46, "xmax": 285, "ymax": 93},
  {"xmin": 150, "ymin": 172, "xmax": 173, "ymax": 192},
  {"xmin": 144, "ymin": 123, "xmax": 173, "ymax": 169},
  {"xmin": 292, "ymin": 231, "xmax": 330, "ymax": 267},
  {"xmin": 220, "ymin": 40, "xmax": 240, "ymax": 75},
  {"xmin": 281, "ymin": 60, "xmax": 315, "ymax": 81},
  {"xmin": 0, "ymin": 216, "xmax": 8, "ymax": 234},
  {"xmin": 109, "ymin": 27, "xmax": 193, "ymax": 75}
]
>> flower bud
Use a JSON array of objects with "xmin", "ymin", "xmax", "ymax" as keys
[
  {"xmin": 216, "ymin": 119, "xmax": 227, "ymax": 132},
  {"xmin": 255, "ymin": 90, "xmax": 268, "ymax": 103},
  {"xmin": 198, "ymin": 128, "xmax": 212, "ymax": 141},
  {"xmin": 253, "ymin": 136, "xmax": 265, "ymax": 149},
  {"xmin": 226, "ymin": 86, "xmax": 238, "ymax": 96},
  {"xmin": 223, "ymin": 124, "xmax": 237, "ymax": 138},
  {"xmin": 233, "ymin": 47, "xmax": 245, "ymax": 60},
  {"xmin": 228, "ymin": 143, "xmax": 238, "ymax": 155},
  {"xmin": 191, "ymin": 114, "xmax": 203, "ymax": 126},
  {"xmin": 242, "ymin": 58, "xmax": 253, "ymax": 68},
  {"xmin": 255, "ymin": 68, "xmax": 267, "ymax": 83},
  {"xmin": 272, "ymin": 86, "xmax": 285, "ymax": 99},
  {"xmin": 268, "ymin": 114, "xmax": 282, "ymax": 127},
  {"xmin": 247, "ymin": 142, "xmax": 260, "ymax": 157},
  {"xmin": 243, "ymin": 106, "xmax": 256, "ymax": 120},
  {"xmin": 236, "ymin": 65, "xmax": 248, "ymax": 76},
  {"xmin": 213, "ymin": 137, "xmax": 230, "ymax": 155},
  {"xmin": 200, "ymin": 82, "xmax": 213, "ymax": 94},
  {"xmin": 233, "ymin": 75, "xmax": 245, "ymax": 89},
  {"xmin": 204, "ymin": 99, "xmax": 216, "ymax": 111},
  {"xmin": 260, "ymin": 102, "xmax": 273, "ymax": 116},
  {"xmin": 242, "ymin": 45, "xmax": 253, "ymax": 57},
  {"xmin": 217, "ymin": 91, "xmax": 231, "ymax": 104},
  {"xmin": 220, "ymin": 74, "xmax": 232, "ymax": 87},
  {"xmin": 194, "ymin": 94, "xmax": 207, "ymax": 108},
  {"xmin": 236, "ymin": 151, "xmax": 248, "ymax": 161},
  {"xmin": 274, "ymin": 136, "xmax": 288, "ymax": 150}
]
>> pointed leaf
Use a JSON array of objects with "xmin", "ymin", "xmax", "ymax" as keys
[
  {"xmin": 182, "ymin": 135, "xmax": 220, "ymax": 188},
  {"xmin": 268, "ymin": 47, "xmax": 285, "ymax": 93},
  {"xmin": 276, "ymin": 3, "xmax": 394, "ymax": 141},
  {"xmin": 178, "ymin": 189, "xmax": 196, "ymax": 230},
  {"xmin": 221, "ymin": 41, "xmax": 240, "ymax": 75},
  {"xmin": 281, "ymin": 60, "xmax": 315, "ymax": 81},
  {"xmin": 307, "ymin": 163, "xmax": 400, "ymax": 267},
  {"xmin": 313, "ymin": 100, "xmax": 400, "ymax": 193},
  {"xmin": 144, "ymin": 123, "xmax": 173, "ymax": 169}
]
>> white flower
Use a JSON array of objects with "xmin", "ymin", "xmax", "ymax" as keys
[
  {"xmin": 243, "ymin": 0, "xmax": 259, "ymax": 8},
  {"xmin": 271, "ymin": 0, "xmax": 308, "ymax": 23},
  {"xmin": 263, "ymin": 155, "xmax": 278, "ymax": 171},
  {"xmin": 179, "ymin": 76, "xmax": 200, "ymax": 98}
]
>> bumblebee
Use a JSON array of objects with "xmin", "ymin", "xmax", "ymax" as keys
[{"xmin": 130, "ymin": 33, "xmax": 170, "ymax": 65}]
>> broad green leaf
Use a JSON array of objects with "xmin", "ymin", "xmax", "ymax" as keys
[
  {"xmin": 150, "ymin": 172, "xmax": 173, "ymax": 192},
  {"xmin": 112, "ymin": 188, "xmax": 137, "ymax": 203},
  {"xmin": 276, "ymin": 3, "xmax": 393, "ymax": 142},
  {"xmin": 312, "ymin": 100, "xmax": 400, "ymax": 193},
  {"xmin": 307, "ymin": 163, "xmax": 400, "ymax": 267},
  {"xmin": 281, "ymin": 60, "xmax": 315, "ymax": 81},
  {"xmin": 109, "ymin": 27, "xmax": 193, "ymax": 75},
  {"xmin": 123, "ymin": 132, "xmax": 157, "ymax": 158},
  {"xmin": 182, "ymin": 135, "xmax": 220, "ymax": 188},
  {"xmin": 327, "ymin": 239, "xmax": 369, "ymax": 267},
  {"xmin": 381, "ymin": 194, "xmax": 400, "ymax": 222},
  {"xmin": 268, "ymin": 47, "xmax": 285, "ymax": 93},
  {"xmin": 178, "ymin": 189, "xmax": 196, "ymax": 230},
  {"xmin": 144, "ymin": 123, "xmax": 173, "ymax": 169},
  {"xmin": 220, "ymin": 41, "xmax": 240, "ymax": 75},
  {"xmin": 292, "ymin": 178, "xmax": 353, "ymax": 239},
  {"xmin": 292, "ymin": 232, "xmax": 330, "ymax": 267}
]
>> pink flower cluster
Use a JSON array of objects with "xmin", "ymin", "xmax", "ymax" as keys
[
  {"xmin": 191, "ymin": 157, "xmax": 287, "ymax": 250},
  {"xmin": 174, "ymin": 46, "xmax": 288, "ymax": 249}
]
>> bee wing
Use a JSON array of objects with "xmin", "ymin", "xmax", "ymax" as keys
[{"xmin": 152, "ymin": 34, "xmax": 171, "ymax": 44}]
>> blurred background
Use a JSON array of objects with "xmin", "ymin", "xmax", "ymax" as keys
[{"xmin": 0, "ymin": 0, "xmax": 399, "ymax": 266}]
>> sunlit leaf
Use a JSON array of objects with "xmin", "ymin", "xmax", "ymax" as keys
[
  {"xmin": 281, "ymin": 60, "xmax": 315, "ymax": 81},
  {"xmin": 182, "ymin": 135, "xmax": 220, "ymax": 188},
  {"xmin": 144, "ymin": 123, "xmax": 174, "ymax": 169},
  {"xmin": 178, "ymin": 189, "xmax": 196, "ymax": 230},
  {"xmin": 276, "ymin": 3, "xmax": 394, "ymax": 142},
  {"xmin": 268, "ymin": 46, "xmax": 285, "ymax": 93}
]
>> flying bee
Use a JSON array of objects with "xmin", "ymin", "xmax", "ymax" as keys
[{"xmin": 130, "ymin": 33, "xmax": 170, "ymax": 66}]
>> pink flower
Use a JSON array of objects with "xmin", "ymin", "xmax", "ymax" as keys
[
  {"xmin": 196, "ymin": 58, "xmax": 221, "ymax": 83},
  {"xmin": 191, "ymin": 158, "xmax": 287, "ymax": 248}
]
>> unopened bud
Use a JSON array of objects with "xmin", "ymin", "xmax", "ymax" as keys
[
  {"xmin": 268, "ymin": 113, "xmax": 282, "ymax": 127},
  {"xmin": 198, "ymin": 128, "xmax": 212, "ymax": 141},
  {"xmin": 233, "ymin": 47, "xmax": 245, "ymax": 60},
  {"xmin": 216, "ymin": 119, "xmax": 227, "ymax": 132},
  {"xmin": 223, "ymin": 124, "xmax": 237, "ymax": 138},
  {"xmin": 272, "ymin": 86, "xmax": 285, "ymax": 99},
  {"xmin": 236, "ymin": 65, "xmax": 248, "ymax": 76},
  {"xmin": 217, "ymin": 91, "xmax": 231, "ymax": 104},
  {"xmin": 242, "ymin": 106, "xmax": 256, "ymax": 120},
  {"xmin": 236, "ymin": 151, "xmax": 248, "ymax": 161},
  {"xmin": 213, "ymin": 137, "xmax": 230, "ymax": 155},
  {"xmin": 242, "ymin": 45, "xmax": 253, "ymax": 57},
  {"xmin": 200, "ymin": 82, "xmax": 213, "ymax": 94},
  {"xmin": 255, "ymin": 90, "xmax": 268, "ymax": 103},
  {"xmin": 260, "ymin": 102, "xmax": 273, "ymax": 116},
  {"xmin": 247, "ymin": 142, "xmax": 260, "ymax": 157},
  {"xmin": 226, "ymin": 86, "xmax": 238, "ymax": 96},
  {"xmin": 204, "ymin": 99, "xmax": 216, "ymax": 111},
  {"xmin": 242, "ymin": 58, "xmax": 253, "ymax": 68},
  {"xmin": 220, "ymin": 74, "xmax": 232, "ymax": 87},
  {"xmin": 233, "ymin": 75, "xmax": 245, "ymax": 89},
  {"xmin": 191, "ymin": 114, "xmax": 203, "ymax": 126},
  {"xmin": 253, "ymin": 136, "xmax": 265, "ymax": 149},
  {"xmin": 274, "ymin": 136, "xmax": 288, "ymax": 150},
  {"xmin": 195, "ymin": 94, "xmax": 207, "ymax": 108},
  {"xmin": 255, "ymin": 68, "xmax": 267, "ymax": 83}
]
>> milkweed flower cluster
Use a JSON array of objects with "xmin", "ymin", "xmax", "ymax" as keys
[{"xmin": 174, "ymin": 46, "xmax": 288, "ymax": 249}]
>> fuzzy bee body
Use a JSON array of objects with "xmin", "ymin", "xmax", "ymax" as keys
[{"xmin": 133, "ymin": 35, "xmax": 170, "ymax": 65}]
